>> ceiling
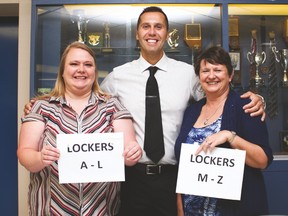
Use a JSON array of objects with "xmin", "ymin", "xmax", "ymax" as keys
[
  {"xmin": 0, "ymin": 3, "xmax": 288, "ymax": 17},
  {"xmin": 229, "ymin": 4, "xmax": 288, "ymax": 15},
  {"xmin": 1, "ymin": 3, "xmax": 288, "ymax": 18},
  {"xmin": 60, "ymin": 4, "xmax": 220, "ymax": 26}
]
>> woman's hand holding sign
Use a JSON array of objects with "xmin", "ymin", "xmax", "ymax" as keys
[{"xmin": 195, "ymin": 130, "xmax": 234, "ymax": 155}]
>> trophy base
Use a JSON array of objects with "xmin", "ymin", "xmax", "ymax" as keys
[
  {"xmin": 281, "ymin": 80, "xmax": 288, "ymax": 88},
  {"xmin": 101, "ymin": 48, "xmax": 113, "ymax": 53},
  {"xmin": 282, "ymin": 73, "xmax": 288, "ymax": 87},
  {"xmin": 250, "ymin": 78, "xmax": 265, "ymax": 93},
  {"xmin": 250, "ymin": 78, "xmax": 264, "ymax": 88}
]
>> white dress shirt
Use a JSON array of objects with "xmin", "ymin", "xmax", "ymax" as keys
[{"xmin": 101, "ymin": 54, "xmax": 203, "ymax": 164}]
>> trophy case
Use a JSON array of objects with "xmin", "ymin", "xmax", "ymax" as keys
[
  {"xmin": 30, "ymin": 1, "xmax": 288, "ymax": 213},
  {"xmin": 32, "ymin": 4, "xmax": 222, "ymax": 92},
  {"xmin": 31, "ymin": 1, "xmax": 288, "ymax": 156},
  {"xmin": 227, "ymin": 4, "xmax": 288, "ymax": 157}
]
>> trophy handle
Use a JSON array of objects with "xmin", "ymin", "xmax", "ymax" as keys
[
  {"xmin": 272, "ymin": 46, "xmax": 280, "ymax": 63},
  {"xmin": 261, "ymin": 51, "xmax": 266, "ymax": 64},
  {"xmin": 247, "ymin": 51, "xmax": 253, "ymax": 64}
]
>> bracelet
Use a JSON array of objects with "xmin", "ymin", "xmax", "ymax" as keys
[
  {"xmin": 229, "ymin": 131, "xmax": 237, "ymax": 144},
  {"xmin": 257, "ymin": 94, "xmax": 266, "ymax": 110}
]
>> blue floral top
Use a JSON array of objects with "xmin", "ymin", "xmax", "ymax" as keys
[{"xmin": 183, "ymin": 116, "xmax": 222, "ymax": 216}]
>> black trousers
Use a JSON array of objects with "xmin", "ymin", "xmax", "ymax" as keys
[{"xmin": 118, "ymin": 164, "xmax": 178, "ymax": 216}]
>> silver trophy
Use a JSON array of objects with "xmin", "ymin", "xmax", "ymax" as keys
[
  {"xmin": 247, "ymin": 51, "xmax": 266, "ymax": 87},
  {"xmin": 72, "ymin": 10, "xmax": 89, "ymax": 43},
  {"xmin": 272, "ymin": 47, "xmax": 288, "ymax": 87}
]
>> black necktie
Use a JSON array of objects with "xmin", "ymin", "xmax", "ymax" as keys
[{"xmin": 144, "ymin": 66, "xmax": 165, "ymax": 164}]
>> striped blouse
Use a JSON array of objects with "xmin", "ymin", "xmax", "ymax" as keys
[{"xmin": 22, "ymin": 93, "xmax": 132, "ymax": 216}]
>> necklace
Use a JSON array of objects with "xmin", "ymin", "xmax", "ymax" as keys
[{"xmin": 203, "ymin": 98, "xmax": 226, "ymax": 125}]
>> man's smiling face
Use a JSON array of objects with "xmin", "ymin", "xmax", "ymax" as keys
[{"xmin": 136, "ymin": 11, "xmax": 168, "ymax": 62}]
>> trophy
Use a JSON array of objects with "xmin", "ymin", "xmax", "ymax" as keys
[
  {"xmin": 229, "ymin": 17, "xmax": 240, "ymax": 50},
  {"xmin": 167, "ymin": 29, "xmax": 179, "ymax": 50},
  {"xmin": 247, "ymin": 51, "xmax": 266, "ymax": 87},
  {"xmin": 184, "ymin": 23, "xmax": 201, "ymax": 50},
  {"xmin": 102, "ymin": 22, "xmax": 113, "ymax": 53},
  {"xmin": 71, "ymin": 10, "xmax": 89, "ymax": 43},
  {"xmin": 184, "ymin": 23, "xmax": 201, "ymax": 64},
  {"xmin": 104, "ymin": 23, "xmax": 110, "ymax": 48},
  {"xmin": 272, "ymin": 47, "xmax": 288, "ymax": 87}
]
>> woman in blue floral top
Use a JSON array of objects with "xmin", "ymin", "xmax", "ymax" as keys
[{"xmin": 175, "ymin": 46, "xmax": 273, "ymax": 216}]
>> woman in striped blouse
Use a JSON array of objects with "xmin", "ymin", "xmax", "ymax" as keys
[{"xmin": 17, "ymin": 41, "xmax": 142, "ymax": 216}]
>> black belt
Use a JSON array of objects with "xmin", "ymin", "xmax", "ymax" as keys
[{"xmin": 133, "ymin": 163, "xmax": 177, "ymax": 175}]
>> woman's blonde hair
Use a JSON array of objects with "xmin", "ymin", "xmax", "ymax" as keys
[{"xmin": 37, "ymin": 41, "xmax": 109, "ymax": 100}]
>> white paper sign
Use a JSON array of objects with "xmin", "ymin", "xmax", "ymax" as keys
[
  {"xmin": 176, "ymin": 143, "xmax": 246, "ymax": 200},
  {"xmin": 57, "ymin": 132, "xmax": 124, "ymax": 184}
]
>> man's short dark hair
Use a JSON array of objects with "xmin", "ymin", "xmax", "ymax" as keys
[{"xmin": 137, "ymin": 6, "xmax": 169, "ymax": 30}]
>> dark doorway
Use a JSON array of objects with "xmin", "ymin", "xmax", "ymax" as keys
[{"xmin": 0, "ymin": 16, "xmax": 19, "ymax": 215}]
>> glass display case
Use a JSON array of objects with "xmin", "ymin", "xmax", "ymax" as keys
[
  {"xmin": 227, "ymin": 4, "xmax": 288, "ymax": 156},
  {"xmin": 32, "ymin": 4, "xmax": 222, "ymax": 91},
  {"xmin": 31, "ymin": 1, "xmax": 288, "ymax": 155},
  {"xmin": 30, "ymin": 1, "xmax": 288, "ymax": 213}
]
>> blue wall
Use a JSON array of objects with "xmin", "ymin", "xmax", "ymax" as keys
[
  {"xmin": 0, "ymin": 17, "xmax": 18, "ymax": 215},
  {"xmin": 263, "ymin": 160, "xmax": 288, "ymax": 214}
]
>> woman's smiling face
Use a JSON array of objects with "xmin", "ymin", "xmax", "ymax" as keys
[
  {"xmin": 199, "ymin": 60, "xmax": 232, "ymax": 96},
  {"xmin": 62, "ymin": 47, "xmax": 96, "ymax": 95}
]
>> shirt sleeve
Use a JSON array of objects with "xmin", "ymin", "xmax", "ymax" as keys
[
  {"xmin": 21, "ymin": 100, "xmax": 45, "ymax": 124},
  {"xmin": 101, "ymin": 71, "xmax": 117, "ymax": 96},
  {"xmin": 107, "ymin": 97, "xmax": 132, "ymax": 121}
]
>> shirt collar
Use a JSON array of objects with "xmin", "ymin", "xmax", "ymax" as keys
[
  {"xmin": 139, "ymin": 53, "xmax": 169, "ymax": 73},
  {"xmin": 49, "ymin": 92, "xmax": 106, "ymax": 105}
]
